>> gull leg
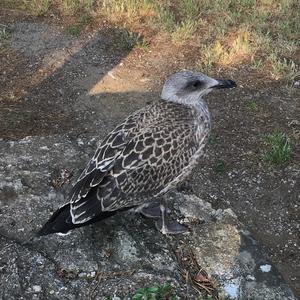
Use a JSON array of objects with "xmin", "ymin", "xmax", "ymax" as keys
[
  {"xmin": 155, "ymin": 204, "xmax": 189, "ymax": 235},
  {"xmin": 138, "ymin": 202, "xmax": 170, "ymax": 219}
]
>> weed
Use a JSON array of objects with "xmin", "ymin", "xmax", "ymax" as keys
[
  {"xmin": 22, "ymin": 0, "xmax": 49, "ymax": 16},
  {"xmin": 270, "ymin": 55, "xmax": 299, "ymax": 83},
  {"xmin": 197, "ymin": 29, "xmax": 254, "ymax": 71},
  {"xmin": 214, "ymin": 160, "xmax": 226, "ymax": 174},
  {"xmin": 79, "ymin": 14, "xmax": 92, "ymax": 25},
  {"xmin": 230, "ymin": 30, "xmax": 253, "ymax": 58},
  {"xmin": 171, "ymin": 19, "xmax": 197, "ymax": 44},
  {"xmin": 247, "ymin": 100, "xmax": 258, "ymax": 110},
  {"xmin": 119, "ymin": 29, "xmax": 149, "ymax": 50},
  {"xmin": 179, "ymin": 0, "xmax": 201, "ymax": 20},
  {"xmin": 66, "ymin": 13, "xmax": 92, "ymax": 36},
  {"xmin": 60, "ymin": 0, "xmax": 93, "ymax": 15},
  {"xmin": 136, "ymin": 37, "xmax": 150, "ymax": 50},
  {"xmin": 196, "ymin": 43, "xmax": 222, "ymax": 74},
  {"xmin": 251, "ymin": 57, "xmax": 263, "ymax": 70},
  {"xmin": 0, "ymin": 25, "xmax": 12, "ymax": 40},
  {"xmin": 198, "ymin": 297, "xmax": 214, "ymax": 300},
  {"xmin": 208, "ymin": 134, "xmax": 219, "ymax": 145},
  {"xmin": 101, "ymin": 0, "xmax": 155, "ymax": 19},
  {"xmin": 0, "ymin": 46, "xmax": 10, "ymax": 55},
  {"xmin": 157, "ymin": 6, "xmax": 176, "ymax": 33},
  {"xmin": 264, "ymin": 131, "xmax": 292, "ymax": 165},
  {"xmin": 132, "ymin": 283, "xmax": 176, "ymax": 300},
  {"xmin": 66, "ymin": 24, "xmax": 81, "ymax": 36}
]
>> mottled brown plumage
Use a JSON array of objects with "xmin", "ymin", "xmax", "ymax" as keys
[{"xmin": 70, "ymin": 100, "xmax": 210, "ymax": 224}]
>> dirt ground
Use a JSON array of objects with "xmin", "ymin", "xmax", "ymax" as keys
[{"xmin": 1, "ymin": 10, "xmax": 299, "ymax": 297}]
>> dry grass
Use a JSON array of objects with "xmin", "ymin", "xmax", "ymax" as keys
[
  {"xmin": 171, "ymin": 19, "xmax": 197, "ymax": 44},
  {"xmin": 1, "ymin": 0, "xmax": 299, "ymax": 84},
  {"xmin": 58, "ymin": 0, "xmax": 93, "ymax": 15},
  {"xmin": 270, "ymin": 55, "xmax": 299, "ymax": 82},
  {"xmin": 197, "ymin": 29, "xmax": 255, "ymax": 74}
]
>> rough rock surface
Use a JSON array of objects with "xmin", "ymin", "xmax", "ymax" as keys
[{"xmin": 0, "ymin": 135, "xmax": 296, "ymax": 299}]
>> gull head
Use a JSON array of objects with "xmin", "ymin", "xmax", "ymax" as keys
[{"xmin": 161, "ymin": 70, "xmax": 236, "ymax": 105}]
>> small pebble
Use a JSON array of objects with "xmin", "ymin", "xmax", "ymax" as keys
[
  {"xmin": 32, "ymin": 285, "xmax": 42, "ymax": 293},
  {"xmin": 260, "ymin": 264, "xmax": 271, "ymax": 272},
  {"xmin": 246, "ymin": 274, "xmax": 255, "ymax": 281},
  {"xmin": 90, "ymin": 271, "xmax": 96, "ymax": 277}
]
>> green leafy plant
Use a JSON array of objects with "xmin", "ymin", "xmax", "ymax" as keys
[
  {"xmin": 247, "ymin": 100, "xmax": 258, "ymax": 110},
  {"xmin": 132, "ymin": 283, "xmax": 176, "ymax": 300}
]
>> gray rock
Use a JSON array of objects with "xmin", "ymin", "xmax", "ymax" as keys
[{"xmin": 0, "ymin": 135, "xmax": 296, "ymax": 299}]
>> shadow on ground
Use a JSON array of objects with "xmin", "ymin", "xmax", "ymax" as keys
[{"xmin": 1, "ymin": 22, "xmax": 149, "ymax": 139}]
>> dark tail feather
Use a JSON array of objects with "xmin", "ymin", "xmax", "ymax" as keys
[{"xmin": 37, "ymin": 204, "xmax": 134, "ymax": 236}]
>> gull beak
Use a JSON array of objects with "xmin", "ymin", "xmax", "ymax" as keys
[{"xmin": 211, "ymin": 79, "xmax": 237, "ymax": 89}]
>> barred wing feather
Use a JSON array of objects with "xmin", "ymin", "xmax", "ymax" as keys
[{"xmin": 69, "ymin": 103, "xmax": 204, "ymax": 224}]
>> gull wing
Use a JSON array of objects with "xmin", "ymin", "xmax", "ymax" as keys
[{"xmin": 70, "ymin": 104, "xmax": 208, "ymax": 224}]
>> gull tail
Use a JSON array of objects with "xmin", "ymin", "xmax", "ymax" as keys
[
  {"xmin": 37, "ymin": 204, "xmax": 117, "ymax": 236},
  {"xmin": 37, "ymin": 204, "xmax": 135, "ymax": 236}
]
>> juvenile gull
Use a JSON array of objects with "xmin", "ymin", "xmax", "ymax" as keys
[{"xmin": 38, "ymin": 70, "xmax": 236, "ymax": 236}]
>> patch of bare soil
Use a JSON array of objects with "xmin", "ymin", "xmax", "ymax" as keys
[{"xmin": 1, "ymin": 10, "xmax": 299, "ymax": 297}]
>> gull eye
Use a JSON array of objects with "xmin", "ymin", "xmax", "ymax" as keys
[
  {"xmin": 192, "ymin": 80, "xmax": 203, "ymax": 88},
  {"xmin": 186, "ymin": 80, "xmax": 203, "ymax": 91}
]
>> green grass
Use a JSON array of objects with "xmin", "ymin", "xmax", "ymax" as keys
[
  {"xmin": 264, "ymin": 132, "xmax": 292, "ymax": 165},
  {"xmin": 132, "ymin": 283, "xmax": 176, "ymax": 300}
]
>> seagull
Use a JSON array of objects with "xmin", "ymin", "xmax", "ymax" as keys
[{"xmin": 38, "ymin": 70, "xmax": 236, "ymax": 236}]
